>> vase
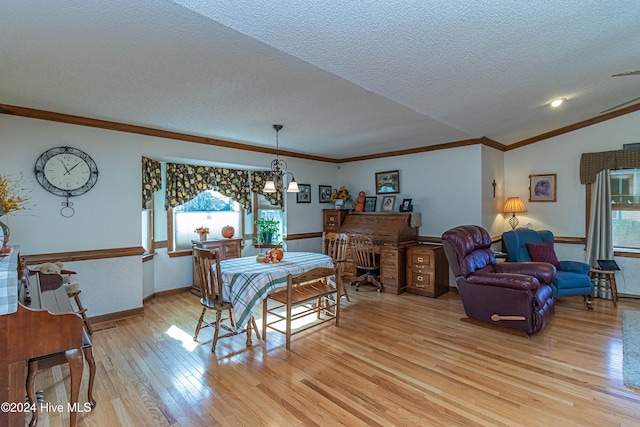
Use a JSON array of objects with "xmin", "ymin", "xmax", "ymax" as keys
[
  {"xmin": 0, "ymin": 218, "xmax": 9, "ymax": 251},
  {"xmin": 335, "ymin": 199, "xmax": 344, "ymax": 209},
  {"xmin": 199, "ymin": 234, "xmax": 207, "ymax": 241},
  {"xmin": 260, "ymin": 231, "xmax": 274, "ymax": 245}
]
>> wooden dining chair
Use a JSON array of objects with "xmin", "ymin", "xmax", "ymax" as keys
[
  {"xmin": 349, "ymin": 233, "xmax": 382, "ymax": 292},
  {"xmin": 322, "ymin": 231, "xmax": 350, "ymax": 301},
  {"xmin": 262, "ymin": 267, "xmax": 339, "ymax": 349},
  {"xmin": 192, "ymin": 248, "xmax": 260, "ymax": 352}
]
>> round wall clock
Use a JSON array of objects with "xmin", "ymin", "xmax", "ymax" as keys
[{"xmin": 34, "ymin": 146, "xmax": 99, "ymax": 216}]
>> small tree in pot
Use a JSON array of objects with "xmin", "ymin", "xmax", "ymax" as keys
[{"xmin": 255, "ymin": 217, "xmax": 280, "ymax": 245}]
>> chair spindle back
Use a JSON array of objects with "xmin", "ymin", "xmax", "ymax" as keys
[
  {"xmin": 349, "ymin": 233, "xmax": 377, "ymax": 269},
  {"xmin": 193, "ymin": 248, "xmax": 223, "ymax": 303},
  {"xmin": 323, "ymin": 232, "xmax": 350, "ymax": 263}
]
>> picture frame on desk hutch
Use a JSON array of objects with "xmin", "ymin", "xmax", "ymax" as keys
[
  {"xmin": 364, "ymin": 197, "xmax": 377, "ymax": 212},
  {"xmin": 381, "ymin": 195, "xmax": 396, "ymax": 212},
  {"xmin": 399, "ymin": 198, "xmax": 413, "ymax": 212}
]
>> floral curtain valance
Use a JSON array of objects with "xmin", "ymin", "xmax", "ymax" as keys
[
  {"xmin": 251, "ymin": 171, "xmax": 284, "ymax": 210},
  {"xmin": 213, "ymin": 167, "xmax": 252, "ymax": 212},
  {"xmin": 165, "ymin": 163, "xmax": 253, "ymax": 211},
  {"xmin": 580, "ymin": 148, "xmax": 640, "ymax": 184},
  {"xmin": 142, "ymin": 157, "xmax": 161, "ymax": 209},
  {"xmin": 165, "ymin": 163, "xmax": 217, "ymax": 209}
]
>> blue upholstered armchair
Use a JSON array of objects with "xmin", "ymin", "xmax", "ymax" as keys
[{"xmin": 502, "ymin": 229, "xmax": 594, "ymax": 309}]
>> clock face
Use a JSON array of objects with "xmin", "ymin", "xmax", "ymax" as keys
[
  {"xmin": 34, "ymin": 147, "xmax": 99, "ymax": 197},
  {"xmin": 44, "ymin": 153, "xmax": 92, "ymax": 191}
]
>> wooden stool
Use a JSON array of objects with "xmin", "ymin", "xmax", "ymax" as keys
[{"xmin": 589, "ymin": 269, "xmax": 619, "ymax": 307}]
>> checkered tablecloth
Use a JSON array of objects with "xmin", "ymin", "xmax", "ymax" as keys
[
  {"xmin": 0, "ymin": 247, "xmax": 20, "ymax": 315},
  {"xmin": 220, "ymin": 252, "xmax": 334, "ymax": 330}
]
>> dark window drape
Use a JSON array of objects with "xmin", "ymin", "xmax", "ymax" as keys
[
  {"xmin": 142, "ymin": 157, "xmax": 161, "ymax": 209},
  {"xmin": 165, "ymin": 163, "xmax": 253, "ymax": 212},
  {"xmin": 165, "ymin": 163, "xmax": 217, "ymax": 209},
  {"xmin": 251, "ymin": 171, "xmax": 284, "ymax": 210},
  {"xmin": 213, "ymin": 167, "xmax": 252, "ymax": 212}
]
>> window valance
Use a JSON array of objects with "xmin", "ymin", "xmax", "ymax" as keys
[
  {"xmin": 165, "ymin": 163, "xmax": 252, "ymax": 212},
  {"xmin": 580, "ymin": 148, "xmax": 640, "ymax": 184},
  {"xmin": 142, "ymin": 157, "xmax": 161, "ymax": 209},
  {"xmin": 165, "ymin": 163, "xmax": 216, "ymax": 209},
  {"xmin": 251, "ymin": 171, "xmax": 284, "ymax": 210},
  {"xmin": 213, "ymin": 167, "xmax": 251, "ymax": 212}
]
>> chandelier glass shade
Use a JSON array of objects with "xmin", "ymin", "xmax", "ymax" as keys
[{"xmin": 263, "ymin": 124, "xmax": 299, "ymax": 193}]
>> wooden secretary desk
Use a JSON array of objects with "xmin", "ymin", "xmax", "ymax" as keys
[
  {"xmin": 190, "ymin": 238, "xmax": 243, "ymax": 295},
  {"xmin": 335, "ymin": 212, "xmax": 418, "ymax": 294}
]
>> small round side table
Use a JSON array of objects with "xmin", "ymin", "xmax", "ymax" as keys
[{"xmin": 589, "ymin": 268, "xmax": 618, "ymax": 307}]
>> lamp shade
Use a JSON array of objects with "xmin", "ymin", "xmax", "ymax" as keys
[
  {"xmin": 287, "ymin": 178, "xmax": 299, "ymax": 193},
  {"xmin": 503, "ymin": 197, "xmax": 527, "ymax": 213},
  {"xmin": 263, "ymin": 180, "xmax": 277, "ymax": 193}
]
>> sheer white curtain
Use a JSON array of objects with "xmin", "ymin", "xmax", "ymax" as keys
[{"xmin": 585, "ymin": 169, "xmax": 613, "ymax": 267}]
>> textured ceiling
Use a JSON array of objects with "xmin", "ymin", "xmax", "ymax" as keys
[{"xmin": 1, "ymin": 0, "xmax": 639, "ymax": 159}]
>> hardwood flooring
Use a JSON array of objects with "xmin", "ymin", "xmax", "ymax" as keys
[{"xmin": 25, "ymin": 288, "xmax": 640, "ymax": 426}]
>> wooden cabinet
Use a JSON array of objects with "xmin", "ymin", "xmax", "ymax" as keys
[
  {"xmin": 323, "ymin": 209, "xmax": 348, "ymax": 233},
  {"xmin": 406, "ymin": 244, "xmax": 449, "ymax": 298},
  {"xmin": 191, "ymin": 238, "xmax": 243, "ymax": 295}
]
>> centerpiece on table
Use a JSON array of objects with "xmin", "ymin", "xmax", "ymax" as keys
[
  {"xmin": 0, "ymin": 174, "xmax": 30, "ymax": 253},
  {"xmin": 330, "ymin": 186, "xmax": 352, "ymax": 209},
  {"xmin": 195, "ymin": 226, "xmax": 210, "ymax": 241}
]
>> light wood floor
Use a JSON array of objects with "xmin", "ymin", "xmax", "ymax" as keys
[{"xmin": 26, "ymin": 287, "xmax": 640, "ymax": 427}]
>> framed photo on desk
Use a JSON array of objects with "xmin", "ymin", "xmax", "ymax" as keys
[
  {"xmin": 364, "ymin": 196, "xmax": 377, "ymax": 212},
  {"xmin": 381, "ymin": 195, "xmax": 396, "ymax": 212}
]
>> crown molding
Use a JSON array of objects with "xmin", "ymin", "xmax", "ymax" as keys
[{"xmin": 2, "ymin": 101, "xmax": 639, "ymax": 161}]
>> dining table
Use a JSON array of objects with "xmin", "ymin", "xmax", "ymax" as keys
[{"xmin": 219, "ymin": 251, "xmax": 334, "ymax": 331}]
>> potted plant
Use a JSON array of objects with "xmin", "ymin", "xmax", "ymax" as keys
[{"xmin": 255, "ymin": 217, "xmax": 280, "ymax": 245}]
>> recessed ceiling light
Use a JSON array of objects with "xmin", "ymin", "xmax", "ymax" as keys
[{"xmin": 550, "ymin": 98, "xmax": 565, "ymax": 108}]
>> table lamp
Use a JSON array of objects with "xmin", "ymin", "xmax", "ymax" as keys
[{"xmin": 503, "ymin": 197, "xmax": 527, "ymax": 229}]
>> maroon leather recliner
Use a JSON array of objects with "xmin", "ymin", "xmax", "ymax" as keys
[{"xmin": 442, "ymin": 225, "xmax": 555, "ymax": 334}]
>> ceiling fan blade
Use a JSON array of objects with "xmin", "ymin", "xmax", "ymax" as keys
[
  {"xmin": 612, "ymin": 70, "xmax": 640, "ymax": 77},
  {"xmin": 600, "ymin": 97, "xmax": 640, "ymax": 114}
]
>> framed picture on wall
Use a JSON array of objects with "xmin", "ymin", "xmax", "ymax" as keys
[
  {"xmin": 375, "ymin": 170, "xmax": 400, "ymax": 194},
  {"xmin": 296, "ymin": 184, "xmax": 311, "ymax": 203},
  {"xmin": 529, "ymin": 174, "xmax": 556, "ymax": 202},
  {"xmin": 381, "ymin": 195, "xmax": 396, "ymax": 212},
  {"xmin": 364, "ymin": 196, "xmax": 377, "ymax": 212},
  {"xmin": 319, "ymin": 185, "xmax": 332, "ymax": 203}
]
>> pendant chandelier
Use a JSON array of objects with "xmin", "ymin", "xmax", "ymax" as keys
[{"xmin": 263, "ymin": 124, "xmax": 299, "ymax": 193}]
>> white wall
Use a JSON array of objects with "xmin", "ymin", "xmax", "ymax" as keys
[
  {"xmin": 340, "ymin": 145, "xmax": 484, "ymax": 237},
  {"xmin": 481, "ymin": 145, "xmax": 506, "ymax": 236}
]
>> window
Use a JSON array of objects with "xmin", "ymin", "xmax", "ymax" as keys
[
  {"xmin": 141, "ymin": 208, "xmax": 153, "ymax": 254},
  {"xmin": 611, "ymin": 169, "xmax": 640, "ymax": 249},
  {"xmin": 253, "ymin": 193, "xmax": 285, "ymax": 246},
  {"xmin": 172, "ymin": 190, "xmax": 242, "ymax": 250}
]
